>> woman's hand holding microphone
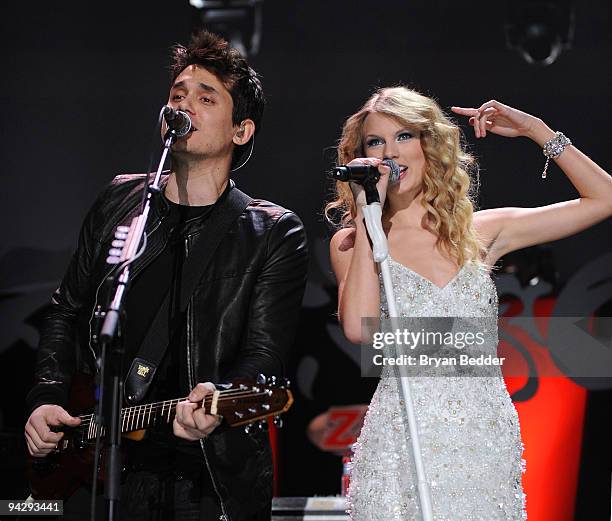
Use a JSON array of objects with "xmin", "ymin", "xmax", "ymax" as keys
[{"xmin": 346, "ymin": 158, "xmax": 396, "ymax": 212}]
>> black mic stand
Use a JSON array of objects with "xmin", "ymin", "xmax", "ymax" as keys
[
  {"xmin": 93, "ymin": 127, "xmax": 179, "ymax": 521},
  {"xmin": 361, "ymin": 176, "xmax": 381, "ymax": 206}
]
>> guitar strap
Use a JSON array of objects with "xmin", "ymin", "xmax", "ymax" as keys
[{"xmin": 124, "ymin": 181, "xmax": 253, "ymax": 405}]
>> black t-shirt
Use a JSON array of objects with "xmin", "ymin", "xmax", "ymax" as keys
[{"xmin": 122, "ymin": 197, "xmax": 214, "ymax": 473}]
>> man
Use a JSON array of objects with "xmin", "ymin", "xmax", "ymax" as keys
[{"xmin": 24, "ymin": 30, "xmax": 308, "ymax": 520}]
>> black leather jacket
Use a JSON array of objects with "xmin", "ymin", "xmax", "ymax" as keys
[{"xmin": 25, "ymin": 174, "xmax": 309, "ymax": 520}]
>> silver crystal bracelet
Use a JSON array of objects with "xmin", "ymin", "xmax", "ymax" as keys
[{"xmin": 542, "ymin": 131, "xmax": 572, "ymax": 179}]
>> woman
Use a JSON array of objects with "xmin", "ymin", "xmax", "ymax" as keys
[{"xmin": 327, "ymin": 87, "xmax": 612, "ymax": 519}]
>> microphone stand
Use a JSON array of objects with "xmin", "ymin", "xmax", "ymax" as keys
[
  {"xmin": 359, "ymin": 178, "xmax": 434, "ymax": 521},
  {"xmin": 94, "ymin": 128, "xmax": 179, "ymax": 521}
]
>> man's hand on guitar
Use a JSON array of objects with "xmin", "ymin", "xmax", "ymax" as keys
[
  {"xmin": 173, "ymin": 382, "xmax": 222, "ymax": 441},
  {"xmin": 25, "ymin": 404, "xmax": 81, "ymax": 457}
]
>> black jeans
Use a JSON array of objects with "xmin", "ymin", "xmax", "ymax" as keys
[{"xmin": 54, "ymin": 470, "xmax": 271, "ymax": 521}]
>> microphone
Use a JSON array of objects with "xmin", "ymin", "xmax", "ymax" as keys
[
  {"xmin": 332, "ymin": 159, "xmax": 401, "ymax": 185},
  {"xmin": 162, "ymin": 105, "xmax": 192, "ymax": 138}
]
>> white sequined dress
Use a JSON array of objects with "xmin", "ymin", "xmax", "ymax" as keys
[{"xmin": 348, "ymin": 259, "xmax": 527, "ymax": 520}]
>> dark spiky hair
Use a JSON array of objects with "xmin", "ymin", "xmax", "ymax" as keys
[{"xmin": 169, "ymin": 30, "xmax": 265, "ymax": 139}]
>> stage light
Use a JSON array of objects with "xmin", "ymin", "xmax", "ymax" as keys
[
  {"xmin": 505, "ymin": 0, "xmax": 575, "ymax": 66},
  {"xmin": 189, "ymin": 0, "xmax": 263, "ymax": 57}
]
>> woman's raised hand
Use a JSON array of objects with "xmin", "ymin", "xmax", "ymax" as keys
[{"xmin": 451, "ymin": 100, "xmax": 540, "ymax": 139}]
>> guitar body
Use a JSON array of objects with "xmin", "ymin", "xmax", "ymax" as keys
[
  {"xmin": 28, "ymin": 442, "xmax": 103, "ymax": 500},
  {"xmin": 28, "ymin": 373, "xmax": 104, "ymax": 500}
]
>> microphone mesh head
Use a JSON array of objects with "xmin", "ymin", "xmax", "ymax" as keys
[
  {"xmin": 174, "ymin": 110, "xmax": 192, "ymax": 138},
  {"xmin": 382, "ymin": 159, "xmax": 401, "ymax": 184}
]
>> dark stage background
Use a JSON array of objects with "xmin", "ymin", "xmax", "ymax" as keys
[{"xmin": 1, "ymin": 1, "xmax": 611, "ymax": 520}]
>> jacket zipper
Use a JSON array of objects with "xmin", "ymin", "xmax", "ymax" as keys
[{"xmin": 184, "ymin": 234, "xmax": 231, "ymax": 521}]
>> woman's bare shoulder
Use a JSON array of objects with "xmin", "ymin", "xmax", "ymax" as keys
[{"xmin": 330, "ymin": 227, "xmax": 356, "ymax": 253}]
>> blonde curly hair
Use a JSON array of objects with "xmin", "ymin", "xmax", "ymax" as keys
[{"xmin": 325, "ymin": 86, "xmax": 485, "ymax": 266}]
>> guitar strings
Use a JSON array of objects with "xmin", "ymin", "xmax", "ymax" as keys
[
  {"xmin": 77, "ymin": 384, "xmax": 281, "ymax": 425},
  {"xmin": 77, "ymin": 390, "xmax": 273, "ymax": 424},
  {"xmin": 76, "ymin": 389, "xmax": 278, "ymax": 427}
]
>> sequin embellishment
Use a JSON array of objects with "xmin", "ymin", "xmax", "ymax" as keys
[{"xmin": 347, "ymin": 260, "xmax": 527, "ymax": 520}]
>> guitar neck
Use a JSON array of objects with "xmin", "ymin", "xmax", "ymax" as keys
[
  {"xmin": 76, "ymin": 384, "xmax": 290, "ymax": 440},
  {"xmin": 78, "ymin": 398, "xmax": 184, "ymax": 440},
  {"xmin": 119, "ymin": 397, "xmax": 184, "ymax": 433}
]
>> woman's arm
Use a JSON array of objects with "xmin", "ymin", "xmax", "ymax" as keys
[
  {"xmin": 330, "ymin": 221, "xmax": 381, "ymax": 344},
  {"xmin": 452, "ymin": 101, "xmax": 612, "ymax": 264},
  {"xmin": 330, "ymin": 159, "xmax": 393, "ymax": 343}
]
